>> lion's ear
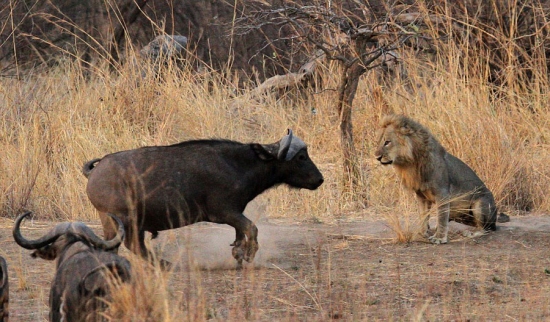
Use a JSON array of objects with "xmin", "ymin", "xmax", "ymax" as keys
[{"xmin": 399, "ymin": 124, "xmax": 414, "ymax": 135}]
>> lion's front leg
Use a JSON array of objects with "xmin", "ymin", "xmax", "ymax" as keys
[
  {"xmin": 429, "ymin": 203, "xmax": 449, "ymax": 244},
  {"xmin": 416, "ymin": 196, "xmax": 432, "ymax": 238},
  {"xmin": 420, "ymin": 213, "xmax": 430, "ymax": 238}
]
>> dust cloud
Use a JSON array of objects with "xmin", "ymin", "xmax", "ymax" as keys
[{"xmin": 151, "ymin": 199, "xmax": 307, "ymax": 271}]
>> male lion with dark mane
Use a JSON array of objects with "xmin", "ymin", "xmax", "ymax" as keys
[{"xmin": 375, "ymin": 114, "xmax": 510, "ymax": 244}]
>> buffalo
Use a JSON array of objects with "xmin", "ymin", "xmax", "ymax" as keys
[
  {"xmin": 82, "ymin": 129, "xmax": 324, "ymax": 268},
  {"xmin": 13, "ymin": 212, "xmax": 131, "ymax": 322},
  {"xmin": 0, "ymin": 256, "xmax": 7, "ymax": 322}
]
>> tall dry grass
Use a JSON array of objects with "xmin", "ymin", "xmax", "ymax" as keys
[{"xmin": 1, "ymin": 40, "xmax": 550, "ymax": 226}]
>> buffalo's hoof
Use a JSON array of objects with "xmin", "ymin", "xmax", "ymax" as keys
[
  {"xmin": 232, "ymin": 246, "xmax": 244, "ymax": 270},
  {"xmin": 232, "ymin": 243, "xmax": 245, "ymax": 261},
  {"xmin": 244, "ymin": 241, "xmax": 259, "ymax": 263}
]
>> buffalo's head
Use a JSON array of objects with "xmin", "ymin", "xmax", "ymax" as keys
[
  {"xmin": 13, "ymin": 212, "xmax": 125, "ymax": 261},
  {"xmin": 253, "ymin": 129, "xmax": 324, "ymax": 190}
]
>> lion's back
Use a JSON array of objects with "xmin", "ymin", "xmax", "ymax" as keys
[{"xmin": 444, "ymin": 152, "xmax": 489, "ymax": 193}]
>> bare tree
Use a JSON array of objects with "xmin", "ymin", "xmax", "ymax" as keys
[
  {"xmin": 235, "ymin": 4, "xmax": 412, "ymax": 195},
  {"xmin": 109, "ymin": 0, "xmax": 149, "ymax": 70}
]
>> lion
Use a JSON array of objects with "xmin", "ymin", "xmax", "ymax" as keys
[{"xmin": 374, "ymin": 114, "xmax": 510, "ymax": 244}]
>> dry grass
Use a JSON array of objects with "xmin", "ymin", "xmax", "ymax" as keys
[
  {"xmin": 2, "ymin": 9, "xmax": 550, "ymax": 319},
  {"xmin": 3, "ymin": 47, "xmax": 549, "ymax": 223}
]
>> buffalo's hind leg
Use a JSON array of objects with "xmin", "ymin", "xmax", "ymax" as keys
[
  {"xmin": 99, "ymin": 212, "xmax": 122, "ymax": 246},
  {"xmin": 124, "ymin": 228, "xmax": 148, "ymax": 258},
  {"xmin": 125, "ymin": 226, "xmax": 173, "ymax": 270},
  {"xmin": 226, "ymin": 213, "xmax": 258, "ymax": 269},
  {"xmin": 98, "ymin": 212, "xmax": 146, "ymax": 257},
  {"xmin": 99, "ymin": 213, "xmax": 172, "ymax": 269}
]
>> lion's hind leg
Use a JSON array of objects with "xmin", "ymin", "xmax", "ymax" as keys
[
  {"xmin": 474, "ymin": 198, "xmax": 497, "ymax": 231},
  {"xmin": 463, "ymin": 199, "xmax": 496, "ymax": 239}
]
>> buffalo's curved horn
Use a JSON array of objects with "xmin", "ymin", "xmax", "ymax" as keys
[
  {"xmin": 278, "ymin": 129, "xmax": 307, "ymax": 161},
  {"xmin": 13, "ymin": 212, "xmax": 125, "ymax": 251},
  {"xmin": 13, "ymin": 212, "xmax": 72, "ymax": 250},
  {"xmin": 277, "ymin": 129, "xmax": 293, "ymax": 160},
  {"xmin": 68, "ymin": 213, "xmax": 124, "ymax": 251}
]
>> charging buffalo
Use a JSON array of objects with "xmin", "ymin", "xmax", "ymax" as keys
[{"xmin": 82, "ymin": 129, "xmax": 324, "ymax": 268}]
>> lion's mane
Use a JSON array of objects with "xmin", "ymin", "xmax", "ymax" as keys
[{"xmin": 378, "ymin": 114, "xmax": 447, "ymax": 191}]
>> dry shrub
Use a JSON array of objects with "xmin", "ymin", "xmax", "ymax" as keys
[{"xmin": 104, "ymin": 258, "xmax": 182, "ymax": 321}]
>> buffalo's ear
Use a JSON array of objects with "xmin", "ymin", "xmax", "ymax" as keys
[
  {"xmin": 80, "ymin": 269, "xmax": 107, "ymax": 296},
  {"xmin": 252, "ymin": 143, "xmax": 277, "ymax": 161},
  {"xmin": 81, "ymin": 263, "xmax": 130, "ymax": 295},
  {"xmin": 31, "ymin": 245, "xmax": 58, "ymax": 261}
]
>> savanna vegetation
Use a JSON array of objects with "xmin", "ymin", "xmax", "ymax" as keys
[{"xmin": 1, "ymin": 0, "xmax": 550, "ymax": 321}]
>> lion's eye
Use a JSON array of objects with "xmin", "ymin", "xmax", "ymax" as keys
[{"xmin": 384, "ymin": 140, "xmax": 391, "ymax": 146}]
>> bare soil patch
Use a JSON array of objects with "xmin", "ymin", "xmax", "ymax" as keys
[{"xmin": 1, "ymin": 215, "xmax": 550, "ymax": 321}]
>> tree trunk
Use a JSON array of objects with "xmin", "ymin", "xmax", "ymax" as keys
[
  {"xmin": 109, "ymin": 0, "xmax": 149, "ymax": 71},
  {"xmin": 337, "ymin": 62, "xmax": 365, "ymax": 194}
]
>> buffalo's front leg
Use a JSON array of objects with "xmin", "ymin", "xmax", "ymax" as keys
[
  {"xmin": 230, "ymin": 229, "xmax": 246, "ymax": 268},
  {"xmin": 226, "ymin": 214, "xmax": 258, "ymax": 269}
]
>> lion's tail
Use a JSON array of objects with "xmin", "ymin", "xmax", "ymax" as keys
[
  {"xmin": 497, "ymin": 212, "xmax": 510, "ymax": 223},
  {"xmin": 82, "ymin": 158, "xmax": 102, "ymax": 178}
]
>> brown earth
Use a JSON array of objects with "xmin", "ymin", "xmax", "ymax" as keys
[{"xmin": 1, "ymin": 214, "xmax": 550, "ymax": 321}]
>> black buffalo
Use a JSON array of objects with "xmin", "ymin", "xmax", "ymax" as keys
[
  {"xmin": 0, "ymin": 256, "xmax": 7, "ymax": 322},
  {"xmin": 13, "ymin": 212, "xmax": 131, "ymax": 322},
  {"xmin": 82, "ymin": 129, "xmax": 324, "ymax": 268}
]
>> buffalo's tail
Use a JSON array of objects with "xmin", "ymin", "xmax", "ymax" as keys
[{"xmin": 82, "ymin": 158, "xmax": 102, "ymax": 178}]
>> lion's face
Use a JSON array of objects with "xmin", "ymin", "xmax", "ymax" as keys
[{"xmin": 374, "ymin": 125, "xmax": 414, "ymax": 166}]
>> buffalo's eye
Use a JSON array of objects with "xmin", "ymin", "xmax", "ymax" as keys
[{"xmin": 298, "ymin": 154, "xmax": 308, "ymax": 161}]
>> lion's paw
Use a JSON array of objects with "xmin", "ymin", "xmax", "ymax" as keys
[
  {"xmin": 422, "ymin": 230, "xmax": 433, "ymax": 239},
  {"xmin": 428, "ymin": 235, "xmax": 448, "ymax": 244},
  {"xmin": 462, "ymin": 230, "xmax": 486, "ymax": 238}
]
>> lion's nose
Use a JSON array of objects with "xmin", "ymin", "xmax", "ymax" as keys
[{"xmin": 375, "ymin": 155, "xmax": 382, "ymax": 161}]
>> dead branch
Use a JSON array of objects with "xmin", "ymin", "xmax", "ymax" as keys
[{"xmin": 248, "ymin": 50, "xmax": 325, "ymax": 100}]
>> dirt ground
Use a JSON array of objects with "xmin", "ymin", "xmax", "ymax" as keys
[{"xmin": 1, "ymin": 214, "xmax": 550, "ymax": 321}]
